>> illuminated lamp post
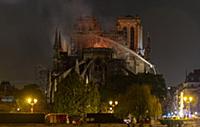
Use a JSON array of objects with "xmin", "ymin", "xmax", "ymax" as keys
[
  {"xmin": 108, "ymin": 100, "xmax": 118, "ymax": 113},
  {"xmin": 183, "ymin": 96, "xmax": 193, "ymax": 118},
  {"xmin": 27, "ymin": 98, "xmax": 38, "ymax": 113}
]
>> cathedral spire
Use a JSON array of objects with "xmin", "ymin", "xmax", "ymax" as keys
[
  {"xmin": 53, "ymin": 28, "xmax": 62, "ymax": 73},
  {"xmin": 54, "ymin": 28, "xmax": 62, "ymax": 52},
  {"xmin": 58, "ymin": 31, "xmax": 63, "ymax": 52},
  {"xmin": 53, "ymin": 28, "xmax": 58, "ymax": 50}
]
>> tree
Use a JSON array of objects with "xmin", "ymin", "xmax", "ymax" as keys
[
  {"xmin": 102, "ymin": 72, "xmax": 167, "ymax": 105},
  {"xmin": 53, "ymin": 72, "xmax": 100, "ymax": 115},
  {"xmin": 115, "ymin": 85, "xmax": 162, "ymax": 121},
  {"xmin": 136, "ymin": 73, "xmax": 167, "ymax": 102},
  {"xmin": 83, "ymin": 81, "xmax": 100, "ymax": 113},
  {"xmin": 101, "ymin": 72, "xmax": 166, "ymax": 116},
  {"xmin": 149, "ymin": 95, "xmax": 162, "ymax": 119}
]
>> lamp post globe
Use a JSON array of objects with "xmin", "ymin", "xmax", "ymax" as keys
[{"xmin": 27, "ymin": 97, "xmax": 38, "ymax": 113}]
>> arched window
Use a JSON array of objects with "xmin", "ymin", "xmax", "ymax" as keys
[
  {"xmin": 130, "ymin": 27, "xmax": 135, "ymax": 50},
  {"xmin": 123, "ymin": 27, "xmax": 128, "ymax": 41}
]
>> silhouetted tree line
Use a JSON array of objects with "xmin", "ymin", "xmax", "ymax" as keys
[{"xmin": 53, "ymin": 69, "xmax": 167, "ymax": 122}]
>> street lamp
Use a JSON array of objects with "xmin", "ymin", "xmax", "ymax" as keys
[
  {"xmin": 108, "ymin": 100, "xmax": 118, "ymax": 113},
  {"xmin": 27, "ymin": 97, "xmax": 38, "ymax": 113},
  {"xmin": 183, "ymin": 96, "xmax": 193, "ymax": 118}
]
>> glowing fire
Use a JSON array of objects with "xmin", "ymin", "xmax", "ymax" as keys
[
  {"xmin": 92, "ymin": 38, "xmax": 109, "ymax": 48},
  {"xmin": 75, "ymin": 35, "xmax": 110, "ymax": 49},
  {"xmin": 93, "ymin": 42, "xmax": 108, "ymax": 48}
]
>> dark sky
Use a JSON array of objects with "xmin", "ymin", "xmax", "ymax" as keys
[{"xmin": 0, "ymin": 0, "xmax": 200, "ymax": 87}]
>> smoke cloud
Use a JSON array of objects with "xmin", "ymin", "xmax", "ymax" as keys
[
  {"xmin": 0, "ymin": 0, "xmax": 23, "ymax": 4},
  {"xmin": 0, "ymin": 0, "xmax": 93, "ymax": 86}
]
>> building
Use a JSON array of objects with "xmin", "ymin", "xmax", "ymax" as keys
[
  {"xmin": 47, "ymin": 15, "xmax": 156, "ymax": 103},
  {"xmin": 0, "ymin": 81, "xmax": 16, "ymax": 112},
  {"xmin": 176, "ymin": 69, "xmax": 200, "ymax": 117}
]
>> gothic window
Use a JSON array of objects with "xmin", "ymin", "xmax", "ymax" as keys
[
  {"xmin": 130, "ymin": 27, "xmax": 135, "ymax": 50},
  {"xmin": 123, "ymin": 27, "xmax": 127, "ymax": 41}
]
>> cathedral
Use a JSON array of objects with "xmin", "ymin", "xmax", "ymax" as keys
[{"xmin": 47, "ymin": 15, "xmax": 156, "ymax": 103}]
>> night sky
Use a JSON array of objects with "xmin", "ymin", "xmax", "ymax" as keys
[{"xmin": 0, "ymin": 0, "xmax": 200, "ymax": 87}]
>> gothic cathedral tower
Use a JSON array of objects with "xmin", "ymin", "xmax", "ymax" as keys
[{"xmin": 116, "ymin": 15, "xmax": 144, "ymax": 56}]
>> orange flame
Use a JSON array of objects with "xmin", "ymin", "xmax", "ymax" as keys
[{"xmin": 93, "ymin": 42, "xmax": 108, "ymax": 48}]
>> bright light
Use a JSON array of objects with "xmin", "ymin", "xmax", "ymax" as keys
[
  {"xmin": 124, "ymin": 119, "xmax": 131, "ymax": 124},
  {"xmin": 109, "ymin": 100, "xmax": 113, "ymax": 105},
  {"xmin": 183, "ymin": 96, "xmax": 193, "ymax": 103},
  {"xmin": 183, "ymin": 97, "xmax": 187, "ymax": 102},
  {"xmin": 183, "ymin": 95, "xmax": 193, "ymax": 118},
  {"xmin": 26, "ymin": 97, "xmax": 38, "ymax": 113},
  {"xmin": 189, "ymin": 97, "xmax": 193, "ymax": 102},
  {"xmin": 17, "ymin": 108, "xmax": 20, "ymax": 112},
  {"xmin": 27, "ymin": 97, "xmax": 38, "ymax": 104},
  {"xmin": 179, "ymin": 92, "xmax": 184, "ymax": 118},
  {"xmin": 108, "ymin": 100, "xmax": 118, "ymax": 113},
  {"xmin": 27, "ymin": 98, "xmax": 32, "ymax": 104},
  {"xmin": 33, "ymin": 99, "xmax": 38, "ymax": 103},
  {"xmin": 86, "ymin": 76, "xmax": 89, "ymax": 84}
]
